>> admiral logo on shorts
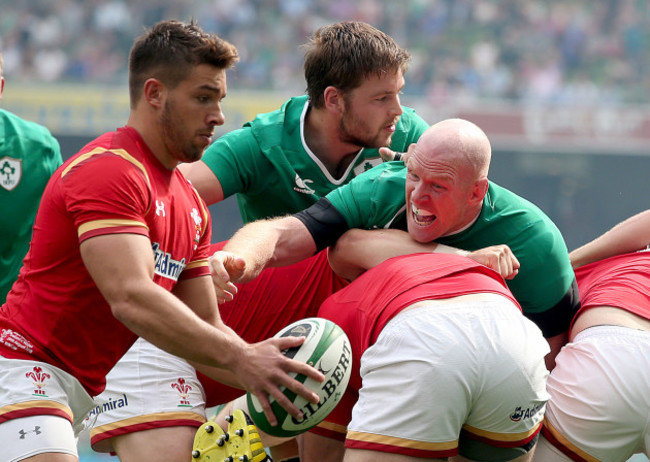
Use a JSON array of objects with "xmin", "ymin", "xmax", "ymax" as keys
[
  {"xmin": 87, "ymin": 393, "xmax": 130, "ymax": 419},
  {"xmin": 509, "ymin": 403, "xmax": 544, "ymax": 422},
  {"xmin": 152, "ymin": 242, "xmax": 186, "ymax": 281}
]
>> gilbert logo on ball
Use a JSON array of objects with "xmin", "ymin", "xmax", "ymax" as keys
[{"xmin": 246, "ymin": 317, "xmax": 352, "ymax": 437}]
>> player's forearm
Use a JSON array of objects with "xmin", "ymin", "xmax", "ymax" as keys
[
  {"xmin": 111, "ymin": 281, "xmax": 246, "ymax": 370},
  {"xmin": 570, "ymin": 209, "xmax": 650, "ymax": 268},
  {"xmin": 224, "ymin": 216, "xmax": 316, "ymax": 280},
  {"xmin": 329, "ymin": 228, "xmax": 439, "ymax": 280}
]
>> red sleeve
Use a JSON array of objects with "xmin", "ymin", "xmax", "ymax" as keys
[{"xmin": 60, "ymin": 152, "xmax": 151, "ymax": 243}]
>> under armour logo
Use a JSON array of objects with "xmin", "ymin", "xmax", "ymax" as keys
[
  {"xmin": 155, "ymin": 200, "xmax": 166, "ymax": 217},
  {"xmin": 19, "ymin": 426, "xmax": 41, "ymax": 439}
]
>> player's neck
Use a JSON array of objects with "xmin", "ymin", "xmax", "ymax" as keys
[
  {"xmin": 127, "ymin": 113, "xmax": 180, "ymax": 171},
  {"xmin": 304, "ymin": 108, "xmax": 361, "ymax": 177}
]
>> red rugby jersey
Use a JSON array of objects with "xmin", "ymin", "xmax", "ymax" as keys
[
  {"xmin": 572, "ymin": 250, "xmax": 650, "ymax": 330},
  {"xmin": 0, "ymin": 126, "xmax": 212, "ymax": 396},
  {"xmin": 315, "ymin": 252, "xmax": 518, "ymax": 438}
]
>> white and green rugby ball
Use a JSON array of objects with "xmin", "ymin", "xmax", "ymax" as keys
[{"xmin": 246, "ymin": 317, "xmax": 352, "ymax": 437}]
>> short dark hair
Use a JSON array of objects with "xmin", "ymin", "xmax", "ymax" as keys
[
  {"xmin": 128, "ymin": 19, "xmax": 239, "ymax": 108},
  {"xmin": 303, "ymin": 21, "xmax": 410, "ymax": 108}
]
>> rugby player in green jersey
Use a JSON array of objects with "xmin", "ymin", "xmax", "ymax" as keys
[
  {"xmin": 0, "ymin": 51, "xmax": 63, "ymax": 304},
  {"xmin": 180, "ymin": 21, "xmax": 428, "ymax": 221},
  {"xmin": 212, "ymin": 118, "xmax": 578, "ymax": 376}
]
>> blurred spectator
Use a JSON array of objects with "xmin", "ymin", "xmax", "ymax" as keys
[{"xmin": 0, "ymin": 0, "xmax": 648, "ymax": 103}]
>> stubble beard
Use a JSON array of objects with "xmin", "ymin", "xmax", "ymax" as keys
[
  {"xmin": 339, "ymin": 111, "xmax": 392, "ymax": 149},
  {"xmin": 161, "ymin": 100, "xmax": 203, "ymax": 163}
]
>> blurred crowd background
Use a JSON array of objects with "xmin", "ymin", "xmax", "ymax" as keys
[{"xmin": 1, "ymin": 0, "xmax": 649, "ymax": 105}]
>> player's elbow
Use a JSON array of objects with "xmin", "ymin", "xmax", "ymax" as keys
[{"xmin": 328, "ymin": 229, "xmax": 368, "ymax": 281}]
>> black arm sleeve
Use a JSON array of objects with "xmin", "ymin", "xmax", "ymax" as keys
[
  {"xmin": 525, "ymin": 278, "xmax": 581, "ymax": 338},
  {"xmin": 293, "ymin": 198, "xmax": 351, "ymax": 253}
]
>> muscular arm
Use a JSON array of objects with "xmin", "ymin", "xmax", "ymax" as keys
[
  {"xmin": 82, "ymin": 232, "xmax": 323, "ymax": 423},
  {"xmin": 173, "ymin": 276, "xmax": 241, "ymax": 389},
  {"xmin": 570, "ymin": 209, "xmax": 650, "ymax": 268},
  {"xmin": 178, "ymin": 160, "xmax": 225, "ymax": 205},
  {"xmin": 81, "ymin": 232, "xmax": 244, "ymax": 367},
  {"xmin": 328, "ymin": 228, "xmax": 519, "ymax": 281},
  {"xmin": 328, "ymin": 229, "xmax": 440, "ymax": 280},
  {"xmin": 219, "ymin": 216, "xmax": 317, "ymax": 282}
]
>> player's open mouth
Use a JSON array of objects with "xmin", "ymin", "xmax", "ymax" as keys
[{"xmin": 411, "ymin": 204, "xmax": 436, "ymax": 226}]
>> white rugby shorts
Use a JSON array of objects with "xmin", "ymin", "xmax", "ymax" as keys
[
  {"xmin": 345, "ymin": 295, "xmax": 550, "ymax": 458},
  {"xmin": 0, "ymin": 357, "xmax": 94, "ymax": 461},
  {"xmin": 540, "ymin": 325, "xmax": 650, "ymax": 462},
  {"xmin": 88, "ymin": 337, "xmax": 206, "ymax": 453}
]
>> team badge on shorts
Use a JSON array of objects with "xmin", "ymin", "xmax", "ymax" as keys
[
  {"xmin": 0, "ymin": 156, "xmax": 22, "ymax": 191},
  {"xmin": 172, "ymin": 378, "xmax": 193, "ymax": 407},
  {"xmin": 26, "ymin": 366, "xmax": 51, "ymax": 396}
]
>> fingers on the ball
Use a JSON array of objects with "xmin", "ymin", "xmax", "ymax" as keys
[
  {"xmin": 271, "ymin": 389, "xmax": 303, "ymax": 419},
  {"xmin": 276, "ymin": 335, "xmax": 306, "ymax": 349},
  {"xmin": 258, "ymin": 393, "xmax": 278, "ymax": 426},
  {"xmin": 285, "ymin": 375, "xmax": 320, "ymax": 404}
]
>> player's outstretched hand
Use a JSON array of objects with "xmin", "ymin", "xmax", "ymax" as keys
[
  {"xmin": 467, "ymin": 244, "xmax": 520, "ymax": 280},
  {"xmin": 234, "ymin": 336, "xmax": 325, "ymax": 427},
  {"xmin": 209, "ymin": 250, "xmax": 245, "ymax": 303}
]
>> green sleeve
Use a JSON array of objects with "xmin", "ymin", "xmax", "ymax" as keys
[
  {"xmin": 201, "ymin": 127, "xmax": 268, "ymax": 199},
  {"xmin": 502, "ymin": 222, "xmax": 574, "ymax": 314},
  {"xmin": 325, "ymin": 162, "xmax": 408, "ymax": 230}
]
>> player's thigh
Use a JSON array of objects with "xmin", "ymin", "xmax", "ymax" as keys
[
  {"xmin": 543, "ymin": 326, "xmax": 650, "ymax": 461},
  {"xmin": 20, "ymin": 454, "xmax": 77, "ymax": 462},
  {"xmin": 452, "ymin": 451, "xmax": 535, "ymax": 462},
  {"xmin": 89, "ymin": 338, "xmax": 205, "ymax": 452},
  {"xmin": 112, "ymin": 425, "xmax": 197, "ymax": 462},
  {"xmin": 269, "ymin": 438, "xmax": 300, "ymax": 462},
  {"xmin": 301, "ymin": 431, "xmax": 345, "ymax": 462},
  {"xmin": 2, "ymin": 415, "xmax": 78, "ymax": 462},
  {"xmin": 344, "ymin": 448, "xmax": 446, "ymax": 462},
  {"xmin": 530, "ymin": 434, "xmax": 572, "ymax": 462}
]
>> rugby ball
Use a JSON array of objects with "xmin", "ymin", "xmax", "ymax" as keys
[{"xmin": 246, "ymin": 317, "xmax": 352, "ymax": 437}]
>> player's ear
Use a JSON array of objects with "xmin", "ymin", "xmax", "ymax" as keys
[
  {"xmin": 143, "ymin": 78, "xmax": 165, "ymax": 109},
  {"xmin": 323, "ymin": 86, "xmax": 344, "ymax": 114},
  {"xmin": 470, "ymin": 178, "xmax": 489, "ymax": 203}
]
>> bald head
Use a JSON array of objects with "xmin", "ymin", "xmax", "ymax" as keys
[{"xmin": 410, "ymin": 118, "xmax": 491, "ymax": 181}]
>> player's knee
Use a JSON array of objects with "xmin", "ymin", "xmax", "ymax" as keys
[{"xmin": 459, "ymin": 434, "xmax": 538, "ymax": 462}]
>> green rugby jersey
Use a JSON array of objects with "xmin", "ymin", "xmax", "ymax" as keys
[
  {"xmin": 201, "ymin": 95, "xmax": 428, "ymax": 222},
  {"xmin": 325, "ymin": 162, "xmax": 575, "ymax": 315},
  {"xmin": 0, "ymin": 108, "xmax": 63, "ymax": 303}
]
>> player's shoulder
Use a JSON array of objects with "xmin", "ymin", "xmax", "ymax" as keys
[
  {"xmin": 62, "ymin": 129, "xmax": 148, "ymax": 181},
  {"xmin": 396, "ymin": 105, "xmax": 427, "ymax": 127},
  {"xmin": 333, "ymin": 162, "xmax": 406, "ymax": 209},
  {"xmin": 247, "ymin": 95, "xmax": 307, "ymax": 130},
  {"xmin": 0, "ymin": 108, "xmax": 58, "ymax": 147},
  {"xmin": 486, "ymin": 181, "xmax": 563, "ymax": 244},
  {"xmin": 355, "ymin": 161, "xmax": 406, "ymax": 184}
]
